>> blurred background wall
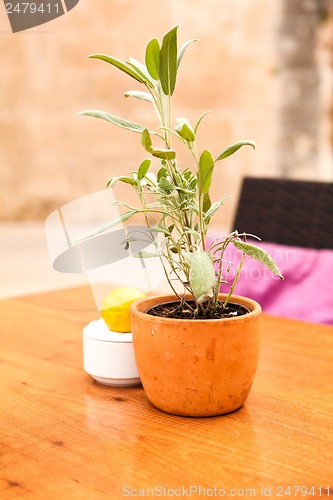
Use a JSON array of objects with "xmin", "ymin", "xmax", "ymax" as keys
[{"xmin": 0, "ymin": 0, "xmax": 332, "ymax": 229}]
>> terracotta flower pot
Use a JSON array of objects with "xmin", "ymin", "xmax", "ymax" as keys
[{"xmin": 130, "ymin": 293, "xmax": 261, "ymax": 417}]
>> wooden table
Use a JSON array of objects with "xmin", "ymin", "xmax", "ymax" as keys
[{"xmin": 0, "ymin": 287, "xmax": 332, "ymax": 499}]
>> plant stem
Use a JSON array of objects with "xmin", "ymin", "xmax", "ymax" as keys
[
  {"xmin": 222, "ymin": 252, "xmax": 246, "ymax": 310},
  {"xmin": 167, "ymin": 94, "xmax": 171, "ymax": 147},
  {"xmin": 198, "ymin": 195, "xmax": 206, "ymax": 251}
]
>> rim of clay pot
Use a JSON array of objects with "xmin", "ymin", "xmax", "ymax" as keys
[{"xmin": 131, "ymin": 293, "xmax": 261, "ymax": 325}]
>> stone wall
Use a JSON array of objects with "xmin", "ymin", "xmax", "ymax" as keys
[
  {"xmin": 0, "ymin": 0, "xmax": 332, "ymax": 228},
  {"xmin": 278, "ymin": 0, "xmax": 333, "ymax": 179}
]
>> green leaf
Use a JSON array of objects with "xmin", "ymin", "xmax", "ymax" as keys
[
  {"xmin": 107, "ymin": 176, "xmax": 136, "ymax": 188},
  {"xmin": 141, "ymin": 129, "xmax": 176, "ymax": 159},
  {"xmin": 141, "ymin": 128, "xmax": 153, "ymax": 151},
  {"xmin": 185, "ymin": 250, "xmax": 216, "ymax": 304},
  {"xmin": 79, "ymin": 110, "xmax": 150, "ymax": 133},
  {"xmin": 159, "ymin": 25, "xmax": 178, "ymax": 96},
  {"xmin": 174, "ymin": 118, "xmax": 195, "ymax": 142},
  {"xmin": 145, "ymin": 38, "xmax": 160, "ymax": 80},
  {"xmin": 202, "ymin": 193, "xmax": 212, "ymax": 214},
  {"xmin": 124, "ymin": 90, "xmax": 154, "ymax": 103},
  {"xmin": 157, "ymin": 166, "xmax": 167, "ymax": 182},
  {"xmin": 233, "ymin": 241, "xmax": 284, "ymax": 279},
  {"xmin": 137, "ymin": 159, "xmax": 151, "ymax": 181},
  {"xmin": 189, "ymin": 177, "xmax": 197, "ymax": 190},
  {"xmin": 182, "ymin": 167, "xmax": 192, "ymax": 179},
  {"xmin": 158, "ymin": 177, "xmax": 175, "ymax": 192},
  {"xmin": 177, "ymin": 39, "xmax": 196, "ymax": 68},
  {"xmin": 88, "ymin": 54, "xmax": 145, "ymax": 84},
  {"xmin": 151, "ymin": 148, "xmax": 176, "ymax": 160},
  {"xmin": 216, "ymin": 140, "xmax": 256, "ymax": 161},
  {"xmin": 198, "ymin": 150, "xmax": 215, "ymax": 195}
]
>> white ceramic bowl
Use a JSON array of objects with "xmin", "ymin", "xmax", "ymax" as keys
[{"xmin": 83, "ymin": 318, "xmax": 141, "ymax": 387}]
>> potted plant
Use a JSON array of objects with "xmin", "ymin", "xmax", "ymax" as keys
[{"xmin": 79, "ymin": 26, "xmax": 283, "ymax": 416}]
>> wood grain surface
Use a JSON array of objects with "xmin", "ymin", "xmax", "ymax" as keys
[{"xmin": 0, "ymin": 287, "xmax": 332, "ymax": 499}]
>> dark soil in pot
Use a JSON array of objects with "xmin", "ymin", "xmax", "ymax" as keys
[{"xmin": 146, "ymin": 300, "xmax": 250, "ymax": 320}]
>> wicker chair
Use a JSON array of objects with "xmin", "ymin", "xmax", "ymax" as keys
[{"xmin": 232, "ymin": 177, "xmax": 333, "ymax": 249}]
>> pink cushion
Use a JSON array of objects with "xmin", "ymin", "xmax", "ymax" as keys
[{"xmin": 214, "ymin": 240, "xmax": 333, "ymax": 325}]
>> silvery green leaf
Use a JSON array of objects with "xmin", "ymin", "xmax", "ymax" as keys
[
  {"xmin": 104, "ymin": 210, "xmax": 138, "ymax": 228},
  {"xmin": 137, "ymin": 159, "xmax": 151, "ymax": 180},
  {"xmin": 204, "ymin": 197, "xmax": 230, "ymax": 220},
  {"xmin": 177, "ymin": 39, "xmax": 196, "ymax": 68},
  {"xmin": 194, "ymin": 110, "xmax": 211, "ymax": 134},
  {"xmin": 107, "ymin": 176, "xmax": 136, "ymax": 188},
  {"xmin": 121, "ymin": 236, "xmax": 146, "ymax": 244},
  {"xmin": 198, "ymin": 150, "xmax": 215, "ymax": 195},
  {"xmin": 146, "ymin": 224, "xmax": 171, "ymax": 235},
  {"xmin": 174, "ymin": 186, "xmax": 194, "ymax": 195},
  {"xmin": 186, "ymin": 250, "xmax": 216, "ymax": 304},
  {"xmin": 233, "ymin": 241, "xmax": 284, "ymax": 279},
  {"xmin": 143, "ymin": 172, "xmax": 157, "ymax": 186},
  {"xmin": 174, "ymin": 118, "xmax": 195, "ymax": 142},
  {"xmin": 145, "ymin": 38, "xmax": 160, "ymax": 80},
  {"xmin": 74, "ymin": 210, "xmax": 138, "ymax": 243},
  {"xmin": 79, "ymin": 110, "xmax": 150, "ymax": 133},
  {"xmin": 216, "ymin": 140, "xmax": 256, "ymax": 161},
  {"xmin": 159, "ymin": 25, "xmax": 178, "ymax": 96},
  {"xmin": 88, "ymin": 54, "xmax": 145, "ymax": 84},
  {"xmin": 124, "ymin": 90, "xmax": 154, "ymax": 103},
  {"xmin": 184, "ymin": 227, "xmax": 200, "ymax": 238},
  {"xmin": 127, "ymin": 58, "xmax": 155, "ymax": 87}
]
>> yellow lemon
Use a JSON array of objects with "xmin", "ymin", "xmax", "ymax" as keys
[{"xmin": 101, "ymin": 287, "xmax": 145, "ymax": 333}]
